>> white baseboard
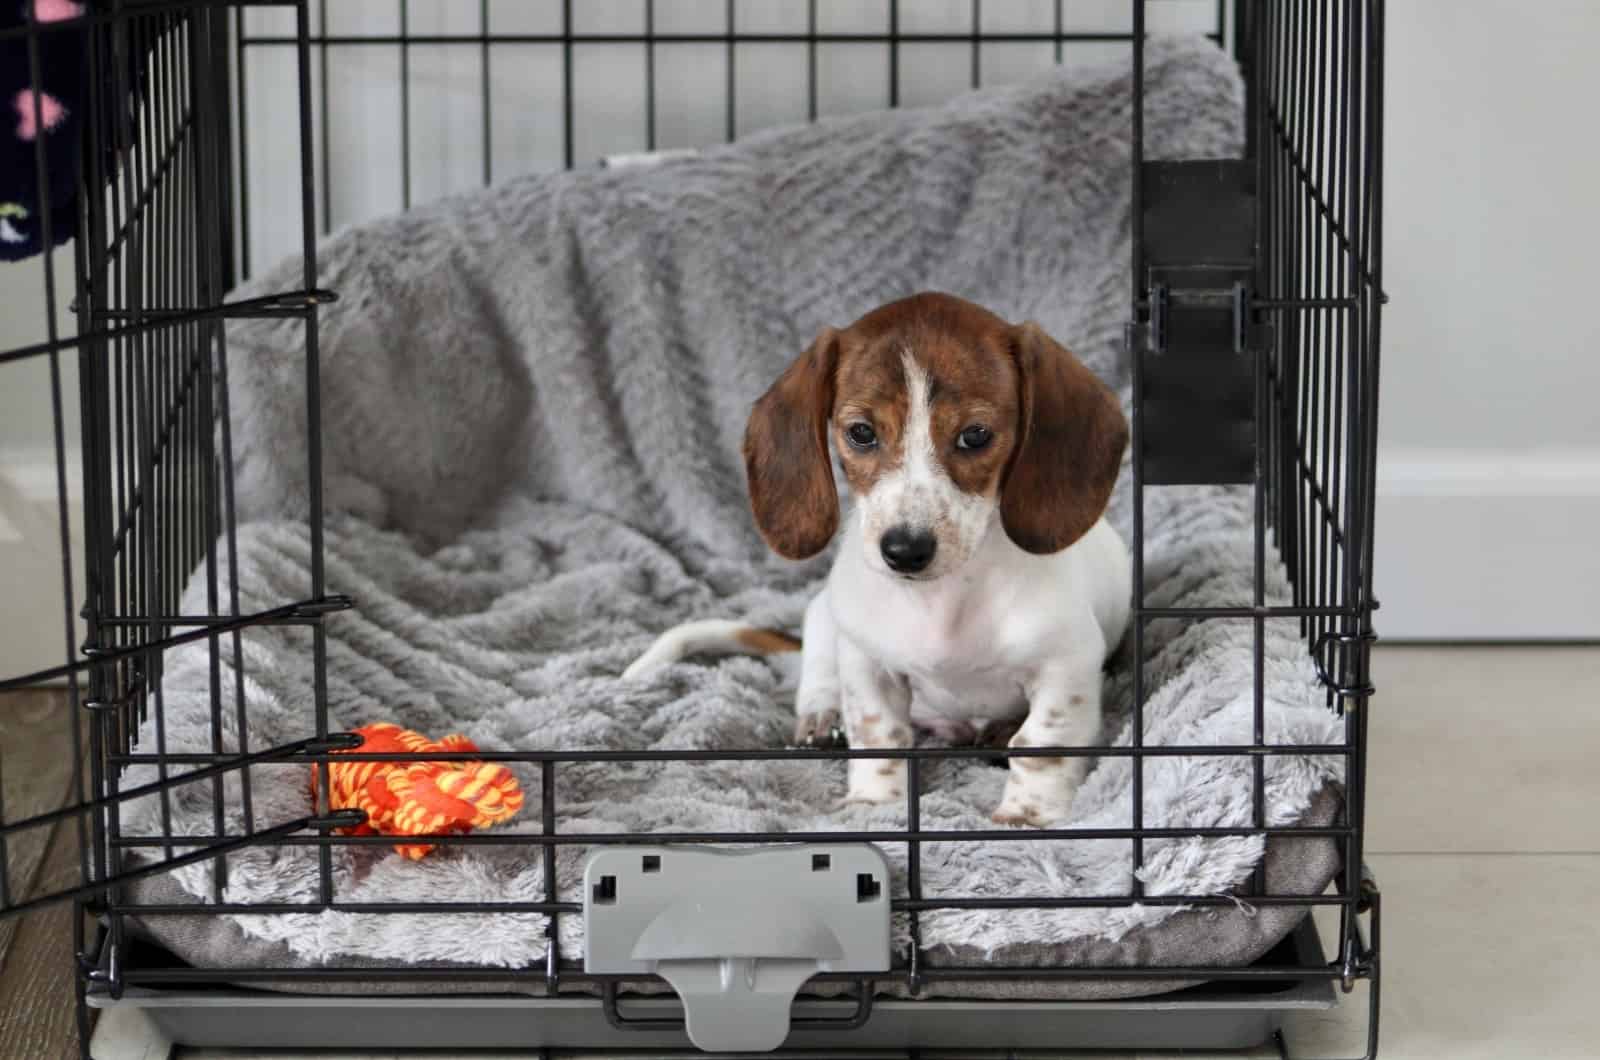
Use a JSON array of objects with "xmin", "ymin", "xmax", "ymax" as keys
[{"xmin": 1375, "ymin": 448, "xmax": 1600, "ymax": 640}]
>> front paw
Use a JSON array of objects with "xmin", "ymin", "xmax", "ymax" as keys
[
  {"xmin": 990, "ymin": 806, "xmax": 1041, "ymax": 827},
  {"xmin": 989, "ymin": 799, "xmax": 1073, "ymax": 827},
  {"xmin": 844, "ymin": 758, "xmax": 907, "ymax": 805},
  {"xmin": 793, "ymin": 708, "xmax": 847, "ymax": 749},
  {"xmin": 991, "ymin": 779, "xmax": 1079, "ymax": 827}
]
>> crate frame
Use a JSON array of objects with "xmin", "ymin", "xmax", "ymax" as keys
[{"xmin": 0, "ymin": 1, "xmax": 1383, "ymax": 1056}]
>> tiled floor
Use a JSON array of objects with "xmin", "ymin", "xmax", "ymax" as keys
[{"xmin": 39, "ymin": 646, "xmax": 1600, "ymax": 1058}]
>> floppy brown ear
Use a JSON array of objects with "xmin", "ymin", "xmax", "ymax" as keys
[
  {"xmin": 1001, "ymin": 322, "xmax": 1129, "ymax": 554},
  {"xmin": 742, "ymin": 328, "xmax": 842, "ymax": 559}
]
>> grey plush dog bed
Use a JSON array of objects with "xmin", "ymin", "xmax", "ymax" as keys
[{"xmin": 122, "ymin": 37, "xmax": 1345, "ymax": 1001}]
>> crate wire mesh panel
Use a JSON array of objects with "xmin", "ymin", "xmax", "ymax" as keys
[
  {"xmin": 0, "ymin": 1, "xmax": 1384, "ymax": 1056},
  {"xmin": 0, "ymin": 0, "xmax": 345, "ymax": 998}
]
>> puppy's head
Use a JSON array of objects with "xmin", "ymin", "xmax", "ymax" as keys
[{"xmin": 743, "ymin": 292, "xmax": 1127, "ymax": 579}]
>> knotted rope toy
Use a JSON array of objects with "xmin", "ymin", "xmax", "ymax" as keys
[{"xmin": 311, "ymin": 722, "xmax": 524, "ymax": 860}]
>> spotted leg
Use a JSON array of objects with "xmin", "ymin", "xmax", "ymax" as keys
[
  {"xmin": 992, "ymin": 658, "xmax": 1103, "ymax": 826},
  {"xmin": 792, "ymin": 591, "xmax": 844, "ymax": 747},
  {"xmin": 837, "ymin": 636, "xmax": 913, "ymax": 804}
]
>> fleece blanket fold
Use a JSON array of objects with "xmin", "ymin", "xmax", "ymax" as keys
[{"xmin": 124, "ymin": 37, "xmax": 1345, "ymax": 999}]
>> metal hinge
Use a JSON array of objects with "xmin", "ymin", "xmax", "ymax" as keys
[
  {"xmin": 1146, "ymin": 280, "xmax": 1259, "ymax": 357},
  {"xmin": 1313, "ymin": 629, "xmax": 1379, "ymax": 701},
  {"xmin": 584, "ymin": 844, "xmax": 891, "ymax": 1052}
]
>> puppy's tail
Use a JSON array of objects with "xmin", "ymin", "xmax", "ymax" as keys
[{"xmin": 620, "ymin": 619, "xmax": 801, "ymax": 681}]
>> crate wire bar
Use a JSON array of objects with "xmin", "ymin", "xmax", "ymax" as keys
[{"xmin": 0, "ymin": 2, "xmax": 1383, "ymax": 1057}]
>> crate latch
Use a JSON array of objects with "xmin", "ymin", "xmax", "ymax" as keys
[
  {"xmin": 1137, "ymin": 158, "xmax": 1261, "ymax": 485},
  {"xmin": 1146, "ymin": 279, "xmax": 1256, "ymax": 357},
  {"xmin": 584, "ymin": 844, "xmax": 891, "ymax": 1052}
]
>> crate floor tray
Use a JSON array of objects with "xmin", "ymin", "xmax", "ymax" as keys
[{"xmin": 96, "ymin": 921, "xmax": 1338, "ymax": 1054}]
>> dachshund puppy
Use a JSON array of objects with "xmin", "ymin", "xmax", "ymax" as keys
[{"xmin": 625, "ymin": 292, "xmax": 1129, "ymax": 825}]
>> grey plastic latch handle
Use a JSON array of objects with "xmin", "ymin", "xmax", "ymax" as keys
[{"xmin": 584, "ymin": 844, "xmax": 891, "ymax": 1052}]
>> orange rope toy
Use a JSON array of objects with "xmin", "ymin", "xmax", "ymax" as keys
[{"xmin": 311, "ymin": 722, "xmax": 524, "ymax": 860}]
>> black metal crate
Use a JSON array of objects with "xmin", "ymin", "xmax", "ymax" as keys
[{"xmin": 0, "ymin": 2, "xmax": 1384, "ymax": 1056}]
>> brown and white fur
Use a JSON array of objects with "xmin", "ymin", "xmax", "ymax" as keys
[{"xmin": 622, "ymin": 293, "xmax": 1130, "ymax": 825}]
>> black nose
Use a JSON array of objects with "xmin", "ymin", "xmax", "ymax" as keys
[{"xmin": 880, "ymin": 527, "xmax": 937, "ymax": 573}]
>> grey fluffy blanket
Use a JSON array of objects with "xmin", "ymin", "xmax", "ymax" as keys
[{"xmin": 125, "ymin": 38, "xmax": 1344, "ymax": 997}]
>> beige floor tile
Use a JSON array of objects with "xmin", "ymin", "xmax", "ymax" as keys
[
  {"xmin": 1284, "ymin": 852, "xmax": 1600, "ymax": 1059},
  {"xmin": 1365, "ymin": 645, "xmax": 1600, "ymax": 854}
]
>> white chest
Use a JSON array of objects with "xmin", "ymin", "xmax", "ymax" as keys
[
  {"xmin": 823, "ymin": 514, "xmax": 1128, "ymax": 724},
  {"xmin": 831, "ymin": 563, "xmax": 1039, "ymax": 720}
]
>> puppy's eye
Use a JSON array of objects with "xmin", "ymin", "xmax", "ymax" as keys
[
  {"xmin": 845, "ymin": 422, "xmax": 878, "ymax": 450},
  {"xmin": 957, "ymin": 425, "xmax": 992, "ymax": 451}
]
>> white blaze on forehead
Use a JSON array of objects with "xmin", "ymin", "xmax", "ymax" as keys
[
  {"xmin": 900, "ymin": 351, "xmax": 938, "ymax": 488},
  {"xmin": 862, "ymin": 352, "xmax": 940, "ymax": 525}
]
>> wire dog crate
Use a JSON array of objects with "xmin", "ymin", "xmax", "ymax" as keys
[{"xmin": 0, "ymin": 0, "xmax": 1384, "ymax": 1056}]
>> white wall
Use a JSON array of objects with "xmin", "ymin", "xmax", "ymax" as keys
[
  {"xmin": 232, "ymin": 0, "xmax": 1214, "ymax": 277},
  {"xmin": 1375, "ymin": 0, "xmax": 1600, "ymax": 639},
  {"xmin": 0, "ymin": 250, "xmax": 83, "ymax": 682},
  {"xmin": 2, "ymin": 0, "xmax": 1596, "ymax": 679}
]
